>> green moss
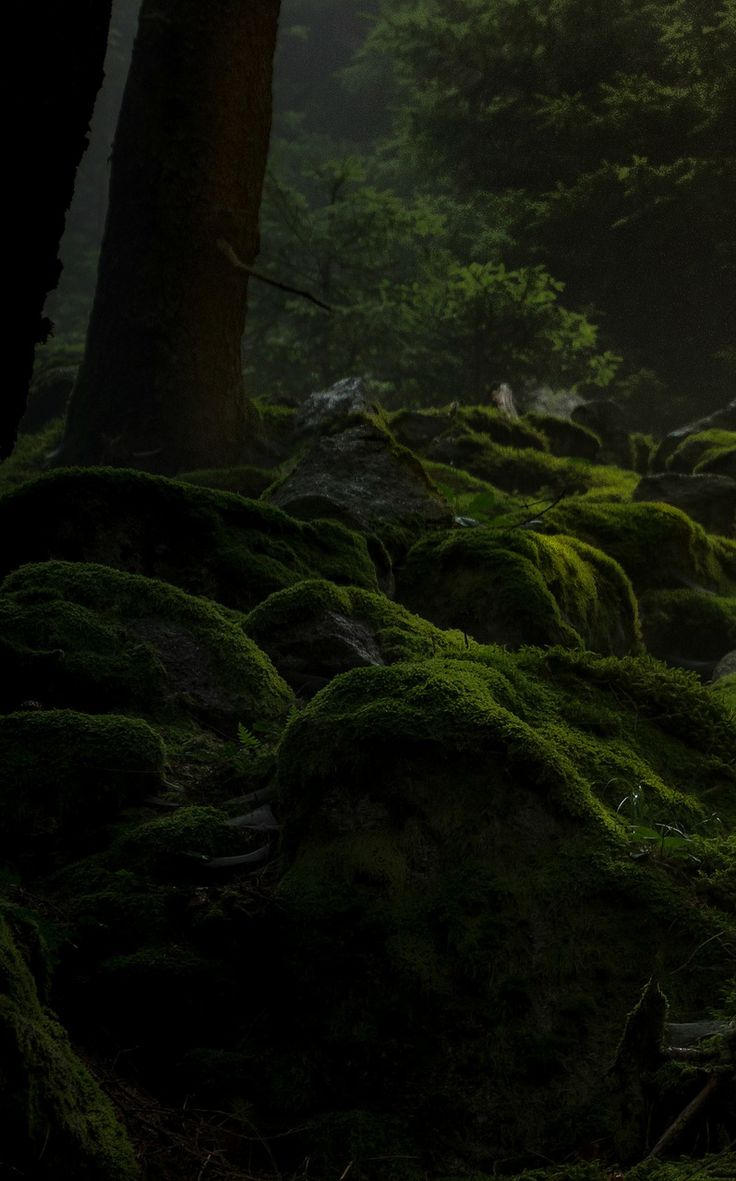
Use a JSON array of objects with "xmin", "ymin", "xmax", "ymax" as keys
[
  {"xmin": 273, "ymin": 651, "xmax": 736, "ymax": 1165},
  {"xmin": 668, "ymin": 429, "xmax": 736, "ymax": 475},
  {"xmin": 108, "ymin": 806, "xmax": 252, "ymax": 877},
  {"xmin": 397, "ymin": 526, "xmax": 641, "ymax": 655},
  {"xmin": 0, "ymin": 915, "xmax": 138, "ymax": 1179},
  {"xmin": 525, "ymin": 412, "xmax": 602, "ymax": 460},
  {"xmin": 244, "ymin": 577, "xmax": 476, "ymax": 668},
  {"xmin": 0, "ymin": 560, "xmax": 293, "ymax": 728},
  {"xmin": 0, "ymin": 710, "xmax": 165, "ymax": 861},
  {"xmin": 545, "ymin": 500, "xmax": 736, "ymax": 593},
  {"xmin": 0, "ymin": 467, "xmax": 380, "ymax": 609},
  {"xmin": 456, "ymin": 405, "xmax": 549, "ymax": 451},
  {"xmin": 423, "ymin": 459, "xmax": 519, "ymax": 522},
  {"xmin": 178, "ymin": 464, "xmax": 278, "ymax": 498},
  {"xmin": 630, "ymin": 431, "xmax": 656, "ymax": 474},
  {"xmin": 640, "ymin": 588, "xmax": 736, "ymax": 662},
  {"xmin": 576, "ymin": 463, "xmax": 640, "ymax": 501},
  {"xmin": 712, "ymin": 672, "xmax": 736, "ymax": 713},
  {"xmin": 429, "ymin": 430, "xmax": 593, "ymax": 495},
  {"xmin": 0, "ymin": 419, "xmax": 63, "ymax": 495}
]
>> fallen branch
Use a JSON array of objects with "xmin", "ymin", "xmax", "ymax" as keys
[
  {"xmin": 644, "ymin": 1073, "xmax": 720, "ymax": 1160},
  {"xmin": 217, "ymin": 238, "xmax": 332, "ymax": 311}
]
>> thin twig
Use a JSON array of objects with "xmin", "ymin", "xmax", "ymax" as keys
[{"xmin": 217, "ymin": 239, "xmax": 332, "ymax": 311}]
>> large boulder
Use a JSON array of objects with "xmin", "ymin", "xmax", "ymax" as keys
[
  {"xmin": 666, "ymin": 429, "xmax": 736, "ymax": 479},
  {"xmin": 0, "ymin": 468, "xmax": 381, "ymax": 610},
  {"xmin": 424, "ymin": 430, "xmax": 590, "ymax": 495},
  {"xmin": 271, "ymin": 650, "xmax": 736, "ymax": 1169},
  {"xmin": 546, "ymin": 500, "xmax": 736, "ymax": 592},
  {"xmin": 269, "ymin": 419, "xmax": 453, "ymax": 541},
  {"xmin": 243, "ymin": 577, "xmax": 474, "ymax": 692},
  {"xmin": 0, "ymin": 560, "xmax": 293, "ymax": 729},
  {"xmin": 396, "ymin": 526, "xmax": 641, "ymax": 655},
  {"xmin": 525, "ymin": 411, "xmax": 602, "ymax": 461},
  {"xmin": 639, "ymin": 588, "xmax": 736, "ymax": 671},
  {"xmin": 633, "ymin": 471, "xmax": 736, "ymax": 536}
]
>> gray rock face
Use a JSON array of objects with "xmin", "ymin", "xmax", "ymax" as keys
[
  {"xmin": 390, "ymin": 409, "xmax": 454, "ymax": 450},
  {"xmin": 713, "ymin": 649, "xmax": 736, "ymax": 682},
  {"xmin": 295, "ymin": 376, "xmax": 375, "ymax": 436},
  {"xmin": 653, "ymin": 398, "xmax": 736, "ymax": 471},
  {"xmin": 250, "ymin": 608, "xmax": 384, "ymax": 694},
  {"xmin": 270, "ymin": 421, "xmax": 453, "ymax": 536},
  {"xmin": 633, "ymin": 472, "xmax": 736, "ymax": 537}
]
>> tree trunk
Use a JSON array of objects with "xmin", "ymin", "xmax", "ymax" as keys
[
  {"xmin": 61, "ymin": 0, "xmax": 281, "ymax": 474},
  {"xmin": 4, "ymin": 0, "xmax": 112, "ymax": 460}
]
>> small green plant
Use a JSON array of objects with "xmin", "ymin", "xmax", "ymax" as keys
[
  {"xmin": 616, "ymin": 784, "xmax": 705, "ymax": 862},
  {"xmin": 236, "ymin": 723, "xmax": 262, "ymax": 752}
]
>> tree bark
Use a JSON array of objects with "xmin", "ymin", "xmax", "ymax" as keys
[
  {"xmin": 61, "ymin": 0, "xmax": 281, "ymax": 474},
  {"xmin": 4, "ymin": 0, "xmax": 112, "ymax": 460}
]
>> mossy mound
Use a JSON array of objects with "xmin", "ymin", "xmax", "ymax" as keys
[
  {"xmin": 397, "ymin": 526, "xmax": 641, "ymax": 655},
  {"xmin": 640, "ymin": 588, "xmax": 736, "ymax": 665},
  {"xmin": 0, "ymin": 560, "xmax": 293, "ymax": 729},
  {"xmin": 389, "ymin": 404, "xmax": 549, "ymax": 455},
  {"xmin": 423, "ymin": 460, "xmax": 519, "ymax": 522},
  {"xmin": 243, "ymin": 577, "xmax": 474, "ymax": 688},
  {"xmin": 455, "ymin": 405, "xmax": 549, "ymax": 451},
  {"xmin": 272, "ymin": 651, "xmax": 736, "ymax": 1168},
  {"xmin": 525, "ymin": 411, "xmax": 602, "ymax": 460},
  {"xmin": 426, "ymin": 430, "xmax": 592, "ymax": 495},
  {"xmin": 178, "ymin": 464, "xmax": 278, "ymax": 498},
  {"xmin": 0, "ymin": 710, "xmax": 165, "ymax": 863},
  {"xmin": 0, "ymin": 467, "xmax": 380, "ymax": 610},
  {"xmin": 545, "ymin": 500, "xmax": 736, "ymax": 593},
  {"xmin": 668, "ymin": 429, "xmax": 736, "ymax": 477},
  {"xmin": 0, "ymin": 914, "xmax": 139, "ymax": 1179}
]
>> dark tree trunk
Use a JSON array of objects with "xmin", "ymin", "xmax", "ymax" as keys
[
  {"xmin": 4, "ymin": 0, "xmax": 112, "ymax": 459},
  {"xmin": 61, "ymin": 0, "xmax": 281, "ymax": 474}
]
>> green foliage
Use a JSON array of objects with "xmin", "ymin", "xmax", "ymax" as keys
[
  {"xmin": 246, "ymin": 156, "xmax": 619, "ymax": 402},
  {"xmin": 362, "ymin": 0, "xmax": 736, "ymax": 408}
]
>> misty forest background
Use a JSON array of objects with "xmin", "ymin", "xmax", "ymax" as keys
[{"xmin": 45, "ymin": 0, "xmax": 734, "ymax": 430}]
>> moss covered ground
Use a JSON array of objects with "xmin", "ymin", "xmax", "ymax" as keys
[{"xmin": 0, "ymin": 401, "xmax": 734, "ymax": 1180}]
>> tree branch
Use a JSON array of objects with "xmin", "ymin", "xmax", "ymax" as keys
[{"xmin": 217, "ymin": 238, "xmax": 332, "ymax": 311}]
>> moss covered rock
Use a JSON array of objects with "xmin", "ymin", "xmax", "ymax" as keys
[
  {"xmin": 525, "ymin": 411, "xmax": 602, "ymax": 460},
  {"xmin": 178, "ymin": 464, "xmax": 278, "ymax": 498},
  {"xmin": 633, "ymin": 471, "xmax": 736, "ymax": 537},
  {"xmin": 545, "ymin": 500, "xmax": 736, "ymax": 592},
  {"xmin": 640, "ymin": 588, "xmax": 736, "ymax": 667},
  {"xmin": 667, "ymin": 429, "xmax": 736, "ymax": 478},
  {"xmin": 269, "ymin": 419, "xmax": 453, "ymax": 547},
  {"xmin": 0, "ymin": 914, "xmax": 138, "ymax": 1179},
  {"xmin": 0, "ymin": 710, "xmax": 165, "ymax": 863},
  {"xmin": 397, "ymin": 526, "xmax": 641, "ymax": 654},
  {"xmin": 425, "ymin": 429, "xmax": 592, "ymax": 495},
  {"xmin": 272, "ymin": 650, "xmax": 736, "ymax": 1168},
  {"xmin": 0, "ymin": 560, "xmax": 293, "ymax": 729},
  {"xmin": 0, "ymin": 467, "xmax": 380, "ymax": 610},
  {"xmin": 244, "ymin": 577, "xmax": 474, "ymax": 690}
]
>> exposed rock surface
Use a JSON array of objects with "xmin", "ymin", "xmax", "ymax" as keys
[
  {"xmin": 633, "ymin": 471, "xmax": 736, "ymax": 536},
  {"xmin": 713, "ymin": 649, "xmax": 736, "ymax": 682},
  {"xmin": 269, "ymin": 420, "xmax": 453, "ymax": 537},
  {"xmin": 572, "ymin": 398, "xmax": 630, "ymax": 464},
  {"xmin": 295, "ymin": 375, "xmax": 376, "ymax": 435}
]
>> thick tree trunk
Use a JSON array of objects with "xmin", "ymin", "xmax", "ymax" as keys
[
  {"xmin": 62, "ymin": 0, "xmax": 281, "ymax": 474},
  {"xmin": 4, "ymin": 1, "xmax": 112, "ymax": 460}
]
